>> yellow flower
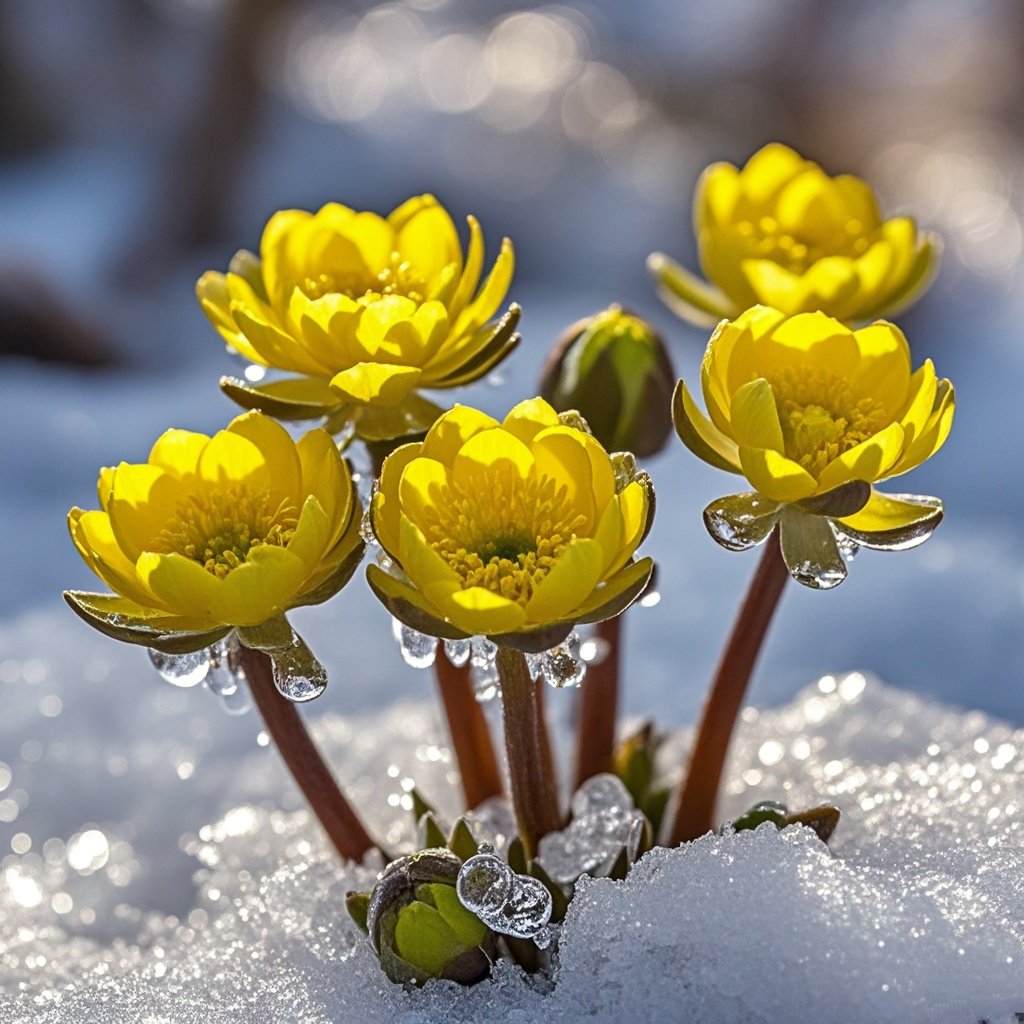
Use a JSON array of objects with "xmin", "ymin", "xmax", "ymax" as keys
[
  {"xmin": 674, "ymin": 306, "xmax": 954, "ymax": 587},
  {"xmin": 367, "ymin": 399, "xmax": 654, "ymax": 651},
  {"xmin": 198, "ymin": 195, "xmax": 518, "ymax": 440},
  {"xmin": 65, "ymin": 412, "xmax": 364, "ymax": 651},
  {"xmin": 649, "ymin": 143, "xmax": 939, "ymax": 326}
]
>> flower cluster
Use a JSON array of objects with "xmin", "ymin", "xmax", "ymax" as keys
[{"xmin": 65, "ymin": 147, "xmax": 957, "ymax": 990}]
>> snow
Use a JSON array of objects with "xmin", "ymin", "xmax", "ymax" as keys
[{"xmin": 3, "ymin": 591, "xmax": 1024, "ymax": 1023}]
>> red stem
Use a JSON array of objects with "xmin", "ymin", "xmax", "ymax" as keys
[
  {"xmin": 433, "ymin": 648, "xmax": 503, "ymax": 809},
  {"xmin": 240, "ymin": 646, "xmax": 380, "ymax": 863},
  {"xmin": 666, "ymin": 530, "xmax": 789, "ymax": 845},
  {"xmin": 574, "ymin": 615, "xmax": 622, "ymax": 789}
]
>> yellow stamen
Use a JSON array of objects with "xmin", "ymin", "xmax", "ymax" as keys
[
  {"xmin": 301, "ymin": 251, "xmax": 427, "ymax": 304},
  {"xmin": 419, "ymin": 467, "xmax": 586, "ymax": 606},
  {"xmin": 769, "ymin": 367, "xmax": 887, "ymax": 476},
  {"xmin": 153, "ymin": 485, "xmax": 299, "ymax": 578}
]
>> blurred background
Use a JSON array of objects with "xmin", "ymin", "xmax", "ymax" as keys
[{"xmin": 2, "ymin": 0, "xmax": 1024, "ymax": 747}]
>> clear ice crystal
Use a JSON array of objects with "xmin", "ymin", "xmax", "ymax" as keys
[
  {"xmin": 391, "ymin": 618, "xmax": 437, "ymax": 669},
  {"xmin": 206, "ymin": 639, "xmax": 251, "ymax": 715},
  {"xmin": 443, "ymin": 637, "xmax": 472, "ymax": 668},
  {"xmin": 537, "ymin": 773, "xmax": 644, "ymax": 885},
  {"xmin": 456, "ymin": 847, "xmax": 553, "ymax": 940},
  {"xmin": 268, "ymin": 640, "xmax": 328, "ymax": 703},
  {"xmin": 147, "ymin": 647, "xmax": 210, "ymax": 688},
  {"xmin": 470, "ymin": 637, "xmax": 500, "ymax": 701},
  {"xmin": 541, "ymin": 631, "xmax": 585, "ymax": 688}
]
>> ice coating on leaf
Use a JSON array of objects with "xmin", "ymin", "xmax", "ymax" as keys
[
  {"xmin": 536, "ymin": 773, "xmax": 644, "ymax": 885},
  {"xmin": 148, "ymin": 647, "xmax": 211, "ymax": 688},
  {"xmin": 391, "ymin": 618, "xmax": 438, "ymax": 669}
]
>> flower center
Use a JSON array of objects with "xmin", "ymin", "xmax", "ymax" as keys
[
  {"xmin": 302, "ymin": 251, "xmax": 427, "ymax": 304},
  {"xmin": 768, "ymin": 368, "xmax": 888, "ymax": 477},
  {"xmin": 152, "ymin": 485, "xmax": 299, "ymax": 578},
  {"xmin": 419, "ymin": 467, "xmax": 586, "ymax": 606},
  {"xmin": 734, "ymin": 216, "xmax": 871, "ymax": 273}
]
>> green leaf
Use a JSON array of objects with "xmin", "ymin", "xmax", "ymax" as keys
[
  {"xmin": 236, "ymin": 614, "xmax": 293, "ymax": 651},
  {"xmin": 605, "ymin": 845, "xmax": 630, "ymax": 881},
  {"xmin": 506, "ymin": 836, "xmax": 528, "ymax": 876},
  {"xmin": 731, "ymin": 800, "xmax": 788, "ymax": 832},
  {"xmin": 836, "ymin": 492, "xmax": 943, "ymax": 551},
  {"xmin": 648, "ymin": 251, "xmax": 734, "ymax": 326},
  {"xmin": 346, "ymin": 890, "xmax": 371, "ymax": 933},
  {"xmin": 418, "ymin": 812, "xmax": 448, "ymax": 851},
  {"xmin": 797, "ymin": 479, "xmax": 871, "ymax": 518},
  {"xmin": 447, "ymin": 818, "xmax": 479, "ymax": 862},
  {"xmin": 786, "ymin": 804, "xmax": 841, "ymax": 844},
  {"xmin": 430, "ymin": 304, "xmax": 522, "ymax": 388},
  {"xmin": 411, "ymin": 789, "xmax": 436, "ymax": 823},
  {"xmin": 352, "ymin": 393, "xmax": 446, "ymax": 443},
  {"xmin": 366, "ymin": 564, "xmax": 470, "ymax": 641},
  {"xmin": 573, "ymin": 557, "xmax": 655, "ymax": 625},
  {"xmin": 219, "ymin": 375, "xmax": 342, "ymax": 421},
  {"xmin": 63, "ymin": 591, "xmax": 231, "ymax": 654},
  {"xmin": 394, "ymin": 902, "xmax": 473, "ymax": 977}
]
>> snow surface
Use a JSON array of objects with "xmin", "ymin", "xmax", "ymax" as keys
[{"xmin": 2, "ymin": 600, "xmax": 1024, "ymax": 1022}]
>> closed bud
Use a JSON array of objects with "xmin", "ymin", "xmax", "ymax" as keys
[
  {"xmin": 540, "ymin": 306, "xmax": 675, "ymax": 458},
  {"xmin": 365, "ymin": 848, "xmax": 496, "ymax": 987}
]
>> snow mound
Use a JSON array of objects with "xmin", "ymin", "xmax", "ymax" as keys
[{"xmin": 2, "ymin": 611, "xmax": 1024, "ymax": 1023}]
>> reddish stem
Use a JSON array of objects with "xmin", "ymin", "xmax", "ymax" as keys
[
  {"xmin": 496, "ymin": 646, "xmax": 563, "ymax": 858},
  {"xmin": 666, "ymin": 530, "xmax": 789, "ymax": 845},
  {"xmin": 433, "ymin": 648, "xmax": 503, "ymax": 809},
  {"xmin": 574, "ymin": 615, "xmax": 622, "ymax": 789},
  {"xmin": 240, "ymin": 647, "xmax": 379, "ymax": 863}
]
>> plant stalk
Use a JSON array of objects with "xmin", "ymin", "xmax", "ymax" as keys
[
  {"xmin": 574, "ymin": 614, "xmax": 622, "ymax": 789},
  {"xmin": 666, "ymin": 530, "xmax": 789, "ymax": 845},
  {"xmin": 495, "ymin": 645, "xmax": 562, "ymax": 858},
  {"xmin": 433, "ymin": 648, "xmax": 503, "ymax": 809},
  {"xmin": 240, "ymin": 646, "xmax": 380, "ymax": 863}
]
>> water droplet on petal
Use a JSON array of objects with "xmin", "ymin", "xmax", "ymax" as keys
[
  {"xmin": 269, "ymin": 640, "xmax": 328, "ymax": 703},
  {"xmin": 148, "ymin": 648, "xmax": 210, "ymax": 688},
  {"xmin": 391, "ymin": 619, "xmax": 437, "ymax": 669},
  {"xmin": 443, "ymin": 637, "xmax": 472, "ymax": 667},
  {"xmin": 541, "ymin": 632, "xmax": 585, "ymax": 688}
]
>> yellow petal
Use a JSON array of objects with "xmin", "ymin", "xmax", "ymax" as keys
[
  {"xmin": 896, "ymin": 360, "xmax": 938, "ymax": 448},
  {"xmin": 739, "ymin": 446, "xmax": 818, "ymax": 503},
  {"xmin": 832, "ymin": 174, "xmax": 882, "ymax": 230},
  {"xmin": 398, "ymin": 515, "xmax": 463, "ymax": 608},
  {"xmin": 838, "ymin": 491, "xmax": 942, "ymax": 534},
  {"xmin": 420, "ymin": 405, "xmax": 499, "ymax": 464},
  {"xmin": 148, "ymin": 429, "xmax": 207, "ymax": 477},
  {"xmin": 850, "ymin": 321, "xmax": 912, "ymax": 417},
  {"xmin": 198, "ymin": 430, "xmax": 268, "ymax": 488},
  {"xmin": 887, "ymin": 380, "xmax": 955, "ymax": 478},
  {"xmin": 730, "ymin": 378, "xmax": 784, "ymax": 452},
  {"xmin": 233, "ymin": 309, "xmax": 328, "ymax": 376},
  {"xmin": 108, "ymin": 463, "xmax": 187, "ymax": 561},
  {"xmin": 602, "ymin": 480, "xmax": 649, "ymax": 577},
  {"xmin": 297, "ymin": 428, "xmax": 351, "ymax": 535},
  {"xmin": 138, "ymin": 551, "xmax": 223, "ymax": 619},
  {"xmin": 346, "ymin": 211, "xmax": 396, "ymax": 272},
  {"xmin": 452, "ymin": 428, "xmax": 534, "ymax": 490},
  {"xmin": 227, "ymin": 412, "xmax": 302, "ymax": 500},
  {"xmin": 394, "ymin": 196, "xmax": 462, "ymax": 281},
  {"xmin": 816, "ymin": 422, "xmax": 905, "ymax": 491},
  {"xmin": 452, "ymin": 237, "xmax": 514, "ymax": 337},
  {"xmin": 70, "ymin": 508, "xmax": 161, "ymax": 608},
  {"xmin": 501, "ymin": 397, "xmax": 561, "ymax": 445},
  {"xmin": 398, "ymin": 456, "xmax": 453, "ymax": 535},
  {"xmin": 209, "ymin": 545, "xmax": 308, "ymax": 625},
  {"xmin": 285, "ymin": 494, "xmax": 331, "ymax": 575},
  {"xmin": 526, "ymin": 538, "xmax": 604, "ymax": 622},
  {"xmin": 672, "ymin": 378, "xmax": 741, "ymax": 473},
  {"xmin": 775, "ymin": 167, "xmax": 847, "ymax": 244},
  {"xmin": 530, "ymin": 427, "xmax": 599, "ymax": 530},
  {"xmin": 448, "ymin": 215, "xmax": 484, "ymax": 320},
  {"xmin": 444, "ymin": 587, "xmax": 527, "ymax": 635},
  {"xmin": 695, "ymin": 162, "xmax": 741, "ymax": 232},
  {"xmin": 373, "ymin": 441, "xmax": 421, "ymax": 557},
  {"xmin": 739, "ymin": 143, "xmax": 807, "ymax": 205},
  {"xmin": 329, "ymin": 363, "xmax": 422, "ymax": 407}
]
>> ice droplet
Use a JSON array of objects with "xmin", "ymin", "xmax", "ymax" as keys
[
  {"xmin": 206, "ymin": 639, "xmax": 245, "ymax": 698},
  {"xmin": 391, "ymin": 619, "xmax": 437, "ymax": 669},
  {"xmin": 359, "ymin": 507, "xmax": 377, "ymax": 545},
  {"xmin": 443, "ymin": 637, "xmax": 472, "ymax": 668},
  {"xmin": 268, "ymin": 641, "xmax": 328, "ymax": 703},
  {"xmin": 456, "ymin": 849, "xmax": 552, "ymax": 940},
  {"xmin": 834, "ymin": 530, "xmax": 860, "ymax": 563},
  {"xmin": 456, "ymin": 851, "xmax": 513, "ymax": 916},
  {"xmin": 541, "ymin": 632, "xmax": 585, "ymax": 688},
  {"xmin": 148, "ymin": 648, "xmax": 210, "ymax": 688},
  {"xmin": 537, "ymin": 773, "xmax": 643, "ymax": 885},
  {"xmin": 470, "ymin": 638, "xmax": 500, "ymax": 701}
]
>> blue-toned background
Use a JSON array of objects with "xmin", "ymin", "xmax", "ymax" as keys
[{"xmin": 2, "ymin": 0, "xmax": 1022, "ymax": 741}]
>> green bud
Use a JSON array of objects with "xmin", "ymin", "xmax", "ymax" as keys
[
  {"xmin": 539, "ymin": 306, "xmax": 675, "ymax": 458},
  {"xmin": 366, "ymin": 848, "xmax": 496, "ymax": 987},
  {"xmin": 731, "ymin": 800, "xmax": 789, "ymax": 832}
]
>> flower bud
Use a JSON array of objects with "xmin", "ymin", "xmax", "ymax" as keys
[
  {"xmin": 365, "ymin": 848, "xmax": 496, "ymax": 986},
  {"xmin": 539, "ymin": 306, "xmax": 675, "ymax": 458}
]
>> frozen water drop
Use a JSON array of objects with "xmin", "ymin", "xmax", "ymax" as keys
[
  {"xmin": 456, "ymin": 852, "xmax": 513, "ymax": 915},
  {"xmin": 494, "ymin": 874, "xmax": 552, "ymax": 939},
  {"xmin": 612, "ymin": 452, "xmax": 637, "ymax": 490},
  {"xmin": 541, "ymin": 632, "xmax": 585, "ymax": 688},
  {"xmin": 359, "ymin": 507, "xmax": 377, "ymax": 545},
  {"xmin": 470, "ymin": 637, "xmax": 500, "ymax": 701},
  {"xmin": 570, "ymin": 773, "xmax": 633, "ymax": 819},
  {"xmin": 391, "ymin": 619, "xmax": 437, "ymax": 669},
  {"xmin": 835, "ymin": 530, "xmax": 860, "ymax": 563},
  {"xmin": 206, "ymin": 639, "xmax": 245, "ymax": 699},
  {"xmin": 148, "ymin": 648, "xmax": 210, "ymax": 688},
  {"xmin": 443, "ymin": 637, "xmax": 472, "ymax": 668},
  {"xmin": 534, "ymin": 923, "xmax": 557, "ymax": 950},
  {"xmin": 268, "ymin": 641, "xmax": 328, "ymax": 703}
]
